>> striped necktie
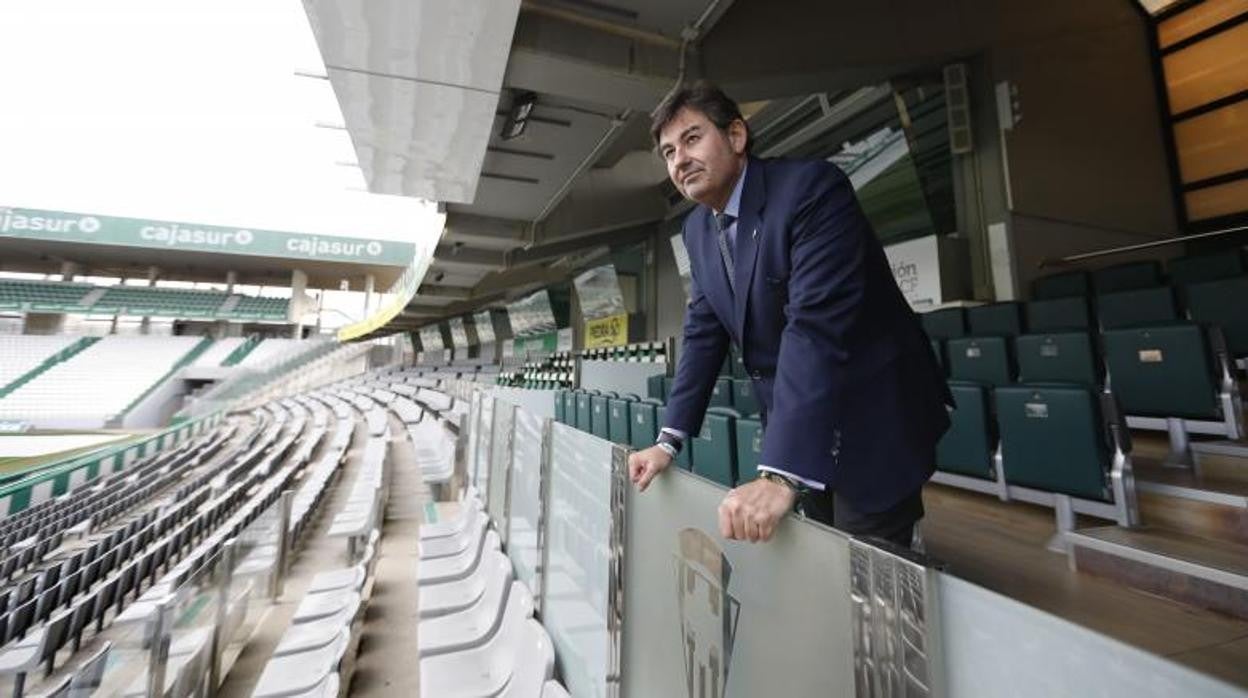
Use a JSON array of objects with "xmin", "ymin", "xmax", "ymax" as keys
[{"xmin": 715, "ymin": 212, "xmax": 737, "ymax": 295}]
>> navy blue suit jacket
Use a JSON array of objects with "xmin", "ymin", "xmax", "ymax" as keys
[{"xmin": 663, "ymin": 157, "xmax": 952, "ymax": 513}]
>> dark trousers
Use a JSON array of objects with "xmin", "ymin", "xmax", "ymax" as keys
[{"xmin": 797, "ymin": 487, "xmax": 924, "ymax": 548}]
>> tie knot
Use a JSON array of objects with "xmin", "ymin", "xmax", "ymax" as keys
[{"xmin": 714, "ymin": 212, "xmax": 736, "ymax": 232}]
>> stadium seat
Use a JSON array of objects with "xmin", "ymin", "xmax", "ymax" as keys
[
  {"xmin": 608, "ymin": 396, "xmax": 634, "ymax": 444},
  {"xmin": 656, "ymin": 405, "xmax": 691, "ymax": 470},
  {"xmin": 995, "ymin": 385, "xmax": 1112, "ymax": 501},
  {"xmin": 930, "ymin": 339, "xmax": 946, "ymax": 373},
  {"xmin": 1167, "ymin": 249, "xmax": 1245, "ymax": 287},
  {"xmin": 590, "ymin": 394, "xmax": 612, "ymax": 439},
  {"xmin": 646, "ymin": 374, "xmax": 666, "ymax": 402},
  {"xmin": 947, "ymin": 337, "xmax": 1015, "ymax": 387},
  {"xmin": 1095, "ymin": 286, "xmax": 1179, "ymax": 329},
  {"xmin": 1101, "ymin": 323, "xmax": 1221, "ymax": 420},
  {"xmin": 936, "ymin": 382, "xmax": 996, "ymax": 479},
  {"xmin": 420, "ymin": 551, "xmax": 512, "ymax": 620},
  {"xmin": 553, "ymin": 390, "xmax": 566, "ymax": 424},
  {"xmin": 575, "ymin": 392, "xmax": 592, "ymax": 433},
  {"xmin": 561, "ymin": 391, "xmax": 577, "ymax": 426},
  {"xmin": 628, "ymin": 399, "xmax": 661, "ymax": 452},
  {"xmin": 1186, "ymin": 275, "xmax": 1248, "ymax": 358},
  {"xmin": 690, "ymin": 407, "xmax": 740, "ymax": 487},
  {"xmin": 419, "ymin": 553, "xmax": 513, "ymax": 657},
  {"xmin": 735, "ymin": 417, "xmax": 763, "ymax": 484},
  {"xmin": 920, "ymin": 307, "xmax": 967, "ymax": 340},
  {"xmin": 967, "ymin": 302, "xmax": 1026, "ymax": 337},
  {"xmin": 732, "ymin": 379, "xmax": 759, "ymax": 416},
  {"xmin": 418, "ymin": 528, "xmax": 500, "ymax": 587},
  {"xmin": 1092, "ymin": 261, "xmax": 1162, "ymax": 294},
  {"xmin": 1025, "ymin": 296, "xmax": 1093, "ymax": 332},
  {"xmin": 1031, "ymin": 270, "xmax": 1090, "ymax": 299},
  {"xmin": 709, "ymin": 377, "xmax": 733, "ymax": 407},
  {"xmin": 1015, "ymin": 332, "xmax": 1101, "ymax": 386},
  {"xmin": 420, "ymin": 509, "xmax": 488, "ymax": 560}
]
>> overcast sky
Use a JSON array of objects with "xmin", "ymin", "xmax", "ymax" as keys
[{"xmin": 0, "ymin": 0, "xmax": 441, "ymax": 244}]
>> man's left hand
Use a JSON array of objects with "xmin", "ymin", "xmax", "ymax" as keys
[{"xmin": 718, "ymin": 478, "xmax": 797, "ymax": 543}]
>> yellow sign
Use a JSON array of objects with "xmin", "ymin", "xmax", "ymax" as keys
[{"xmin": 585, "ymin": 312, "xmax": 628, "ymax": 348}]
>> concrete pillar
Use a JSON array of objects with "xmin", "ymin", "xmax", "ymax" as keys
[
  {"xmin": 364, "ymin": 273, "xmax": 376, "ymax": 316},
  {"xmin": 140, "ymin": 266, "xmax": 160, "ymax": 335},
  {"xmin": 290, "ymin": 269, "xmax": 308, "ymax": 339},
  {"xmin": 225, "ymin": 270, "xmax": 238, "ymax": 294},
  {"xmin": 59, "ymin": 261, "xmax": 80, "ymax": 282}
]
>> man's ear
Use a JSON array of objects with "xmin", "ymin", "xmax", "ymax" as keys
[{"xmin": 728, "ymin": 119, "xmax": 748, "ymax": 155}]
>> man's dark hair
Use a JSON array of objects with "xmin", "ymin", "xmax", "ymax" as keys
[{"xmin": 650, "ymin": 81, "xmax": 752, "ymax": 154}]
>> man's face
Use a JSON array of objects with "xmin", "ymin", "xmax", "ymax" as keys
[{"xmin": 658, "ymin": 107, "xmax": 747, "ymax": 210}]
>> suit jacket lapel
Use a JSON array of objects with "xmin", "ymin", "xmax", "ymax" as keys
[{"xmin": 733, "ymin": 158, "xmax": 766, "ymax": 336}]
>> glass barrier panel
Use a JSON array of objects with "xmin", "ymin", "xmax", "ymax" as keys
[
  {"xmin": 508, "ymin": 407, "xmax": 547, "ymax": 599},
  {"xmin": 622, "ymin": 467, "xmax": 856, "ymax": 698},
  {"xmin": 487, "ymin": 401, "xmax": 516, "ymax": 541},
  {"xmin": 476, "ymin": 396, "xmax": 495, "ymax": 498},
  {"xmin": 467, "ymin": 391, "xmax": 483, "ymax": 488},
  {"xmin": 937, "ymin": 573, "xmax": 1248, "ymax": 697},
  {"xmin": 544, "ymin": 423, "xmax": 618, "ymax": 698}
]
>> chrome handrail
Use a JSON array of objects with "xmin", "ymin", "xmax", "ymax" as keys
[{"xmin": 1041, "ymin": 223, "xmax": 1248, "ymax": 267}]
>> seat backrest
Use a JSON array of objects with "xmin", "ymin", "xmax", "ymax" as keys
[
  {"xmin": 646, "ymin": 374, "xmax": 666, "ymax": 402},
  {"xmin": 607, "ymin": 398, "xmax": 633, "ymax": 446},
  {"xmin": 734, "ymin": 417, "xmax": 763, "ymax": 484},
  {"xmin": 1096, "ymin": 286, "xmax": 1178, "ymax": 330},
  {"xmin": 1093, "ymin": 261, "xmax": 1162, "ymax": 294},
  {"xmin": 936, "ymin": 381, "xmax": 996, "ymax": 479},
  {"xmin": 1168, "ymin": 250, "xmax": 1246, "ymax": 287},
  {"xmin": 920, "ymin": 307, "xmax": 967, "ymax": 340},
  {"xmin": 708, "ymin": 377, "xmax": 733, "ymax": 407},
  {"xmin": 590, "ymin": 395, "xmax": 611, "ymax": 438},
  {"xmin": 1026, "ymin": 296, "xmax": 1093, "ymax": 333},
  {"xmin": 71, "ymin": 641, "xmax": 111, "ymax": 694},
  {"xmin": 627, "ymin": 401, "xmax": 659, "ymax": 451},
  {"xmin": 947, "ymin": 337, "xmax": 1015, "ymax": 387},
  {"xmin": 1031, "ymin": 270, "xmax": 1090, "ymax": 300},
  {"xmin": 1186, "ymin": 275, "xmax": 1248, "ymax": 358},
  {"xmin": 1016, "ymin": 332, "xmax": 1101, "ymax": 387},
  {"xmin": 995, "ymin": 384, "xmax": 1110, "ymax": 500},
  {"xmin": 967, "ymin": 302, "xmax": 1026, "ymax": 338},
  {"xmin": 1102, "ymin": 323, "xmax": 1219, "ymax": 420},
  {"xmin": 575, "ymin": 393, "xmax": 593, "ymax": 432},
  {"xmin": 731, "ymin": 378, "xmax": 759, "ymax": 416},
  {"xmin": 499, "ymin": 620, "xmax": 556, "ymax": 698},
  {"xmin": 691, "ymin": 408, "xmax": 740, "ymax": 487}
]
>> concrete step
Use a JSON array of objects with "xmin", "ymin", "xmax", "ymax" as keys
[
  {"xmin": 1193, "ymin": 440, "xmax": 1248, "ymax": 486},
  {"xmin": 1134, "ymin": 461, "xmax": 1248, "ymax": 547},
  {"xmin": 1068, "ymin": 525, "xmax": 1248, "ymax": 620}
]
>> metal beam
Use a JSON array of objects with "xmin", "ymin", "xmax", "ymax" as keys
[
  {"xmin": 433, "ymin": 244, "xmax": 509, "ymax": 268},
  {"xmin": 416, "ymin": 284, "xmax": 473, "ymax": 300}
]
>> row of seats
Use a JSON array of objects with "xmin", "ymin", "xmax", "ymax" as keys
[
  {"xmin": 0, "ymin": 335, "xmax": 80, "ymax": 391},
  {"xmin": 0, "ymin": 278, "xmax": 291, "ymax": 320},
  {"xmin": 1032, "ymin": 251, "xmax": 1245, "ymax": 298},
  {"xmin": 0, "ymin": 407, "xmax": 289, "ymax": 697},
  {"xmin": 646, "ymin": 372, "xmax": 759, "ymax": 416},
  {"xmin": 555, "ymin": 389, "xmax": 762, "ymax": 489}
]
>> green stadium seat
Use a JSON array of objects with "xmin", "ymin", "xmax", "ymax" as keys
[
  {"xmin": 1031, "ymin": 270, "xmax": 1090, "ymax": 300},
  {"xmin": 590, "ymin": 394, "xmax": 611, "ymax": 439},
  {"xmin": 1168, "ymin": 250, "xmax": 1245, "ymax": 287},
  {"xmin": 996, "ymin": 384, "xmax": 1111, "ymax": 501},
  {"xmin": 561, "ymin": 391, "xmax": 577, "ymax": 426},
  {"xmin": 1186, "ymin": 276, "xmax": 1248, "ymax": 358},
  {"xmin": 732, "ymin": 349, "xmax": 748, "ymax": 379},
  {"xmin": 608, "ymin": 397, "xmax": 634, "ymax": 445},
  {"xmin": 656, "ymin": 405, "xmax": 691, "ymax": 470},
  {"xmin": 662, "ymin": 376, "xmax": 676, "ymax": 402},
  {"xmin": 1102, "ymin": 323, "xmax": 1221, "ymax": 420},
  {"xmin": 690, "ymin": 407, "xmax": 740, "ymax": 487},
  {"xmin": 731, "ymin": 379, "xmax": 759, "ymax": 416},
  {"xmin": 1093, "ymin": 261, "xmax": 1162, "ymax": 294},
  {"xmin": 646, "ymin": 374, "xmax": 666, "ymax": 402},
  {"xmin": 720, "ymin": 356, "xmax": 733, "ymax": 376},
  {"xmin": 554, "ymin": 390, "xmax": 566, "ymax": 424},
  {"xmin": 735, "ymin": 417, "xmax": 763, "ymax": 484},
  {"xmin": 920, "ymin": 307, "xmax": 966, "ymax": 340},
  {"xmin": 1026, "ymin": 296, "xmax": 1092, "ymax": 332},
  {"xmin": 628, "ymin": 399, "xmax": 662, "ymax": 451},
  {"xmin": 936, "ymin": 381, "xmax": 995, "ymax": 479},
  {"xmin": 575, "ymin": 392, "xmax": 593, "ymax": 432},
  {"xmin": 947, "ymin": 337, "xmax": 1015, "ymax": 386},
  {"xmin": 1015, "ymin": 332, "xmax": 1101, "ymax": 386},
  {"xmin": 967, "ymin": 302, "xmax": 1025, "ymax": 337},
  {"xmin": 709, "ymin": 377, "xmax": 733, "ymax": 408},
  {"xmin": 1096, "ymin": 286, "xmax": 1178, "ymax": 329}
]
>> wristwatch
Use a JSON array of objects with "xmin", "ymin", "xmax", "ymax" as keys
[
  {"xmin": 655, "ymin": 431, "xmax": 683, "ymax": 459},
  {"xmin": 758, "ymin": 470, "xmax": 807, "ymax": 494}
]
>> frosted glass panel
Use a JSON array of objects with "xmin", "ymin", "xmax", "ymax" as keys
[
  {"xmin": 938, "ymin": 574, "xmax": 1248, "ymax": 697},
  {"xmin": 544, "ymin": 423, "xmax": 616, "ymax": 698},
  {"xmin": 509, "ymin": 407, "xmax": 546, "ymax": 596},
  {"xmin": 622, "ymin": 468, "xmax": 856, "ymax": 698},
  {"xmin": 474, "ymin": 396, "xmax": 494, "ymax": 495},
  {"xmin": 486, "ymin": 400, "xmax": 514, "ymax": 538}
]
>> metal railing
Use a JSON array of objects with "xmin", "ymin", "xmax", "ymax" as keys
[{"xmin": 1041, "ymin": 224, "xmax": 1248, "ymax": 268}]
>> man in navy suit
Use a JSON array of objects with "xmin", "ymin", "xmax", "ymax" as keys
[{"xmin": 629, "ymin": 83, "xmax": 952, "ymax": 547}]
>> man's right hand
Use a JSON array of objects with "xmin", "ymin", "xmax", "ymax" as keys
[{"xmin": 629, "ymin": 445, "xmax": 674, "ymax": 492}]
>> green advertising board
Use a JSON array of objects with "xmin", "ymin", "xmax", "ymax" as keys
[{"xmin": 0, "ymin": 206, "xmax": 415, "ymax": 266}]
